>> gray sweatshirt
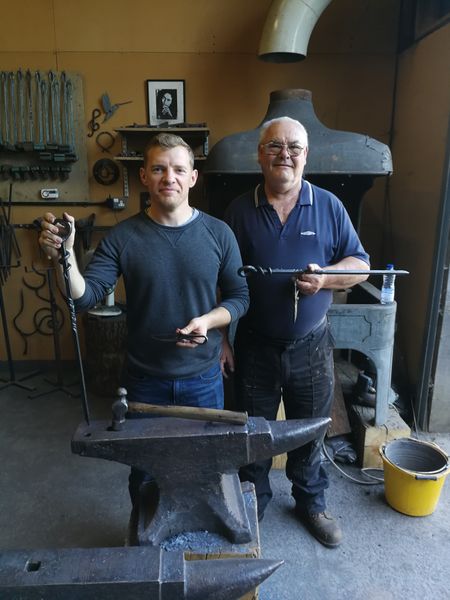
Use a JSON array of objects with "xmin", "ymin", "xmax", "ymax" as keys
[{"xmin": 74, "ymin": 210, "xmax": 249, "ymax": 378}]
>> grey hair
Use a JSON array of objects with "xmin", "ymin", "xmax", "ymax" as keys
[{"xmin": 259, "ymin": 117, "xmax": 308, "ymax": 146}]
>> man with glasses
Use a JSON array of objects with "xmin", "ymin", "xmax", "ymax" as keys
[{"xmin": 224, "ymin": 116, "xmax": 369, "ymax": 547}]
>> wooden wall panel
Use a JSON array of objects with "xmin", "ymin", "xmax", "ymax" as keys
[
  {"xmin": 0, "ymin": 0, "xmax": 400, "ymax": 361},
  {"xmin": 388, "ymin": 23, "xmax": 450, "ymax": 384}
]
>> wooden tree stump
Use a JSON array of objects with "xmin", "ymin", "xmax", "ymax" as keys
[{"xmin": 83, "ymin": 312, "xmax": 127, "ymax": 397}]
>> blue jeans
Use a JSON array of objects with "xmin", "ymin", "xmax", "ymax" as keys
[
  {"xmin": 234, "ymin": 320, "xmax": 334, "ymax": 515},
  {"xmin": 124, "ymin": 363, "xmax": 224, "ymax": 507}
]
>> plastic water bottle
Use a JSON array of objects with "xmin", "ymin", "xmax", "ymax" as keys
[{"xmin": 380, "ymin": 264, "xmax": 395, "ymax": 304}]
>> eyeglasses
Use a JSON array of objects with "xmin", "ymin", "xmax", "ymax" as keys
[{"xmin": 260, "ymin": 142, "xmax": 305, "ymax": 157}]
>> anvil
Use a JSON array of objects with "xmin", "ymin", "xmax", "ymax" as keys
[
  {"xmin": 0, "ymin": 546, "xmax": 282, "ymax": 600},
  {"xmin": 72, "ymin": 415, "xmax": 329, "ymax": 546}
]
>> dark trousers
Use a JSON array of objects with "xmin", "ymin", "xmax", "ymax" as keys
[
  {"xmin": 234, "ymin": 320, "xmax": 334, "ymax": 515},
  {"xmin": 124, "ymin": 363, "xmax": 224, "ymax": 508}
]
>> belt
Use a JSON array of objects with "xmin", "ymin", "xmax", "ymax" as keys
[{"xmin": 246, "ymin": 316, "xmax": 327, "ymax": 347}]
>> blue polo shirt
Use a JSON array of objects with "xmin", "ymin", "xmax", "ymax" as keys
[{"xmin": 225, "ymin": 180, "xmax": 370, "ymax": 339}]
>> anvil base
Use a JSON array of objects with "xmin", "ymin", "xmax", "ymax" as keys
[
  {"xmin": 155, "ymin": 481, "xmax": 261, "ymax": 600},
  {"xmin": 132, "ymin": 476, "xmax": 255, "ymax": 547},
  {"xmin": 130, "ymin": 481, "xmax": 260, "ymax": 557}
]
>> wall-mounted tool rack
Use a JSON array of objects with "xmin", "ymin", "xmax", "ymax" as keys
[{"xmin": 0, "ymin": 71, "xmax": 89, "ymax": 202}]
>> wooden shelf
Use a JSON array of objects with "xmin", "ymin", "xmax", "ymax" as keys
[
  {"xmin": 115, "ymin": 127, "xmax": 209, "ymax": 134},
  {"xmin": 115, "ymin": 155, "xmax": 207, "ymax": 162},
  {"xmin": 115, "ymin": 126, "xmax": 209, "ymax": 197}
]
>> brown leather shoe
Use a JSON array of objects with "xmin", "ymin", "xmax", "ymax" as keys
[{"xmin": 296, "ymin": 509, "xmax": 342, "ymax": 548}]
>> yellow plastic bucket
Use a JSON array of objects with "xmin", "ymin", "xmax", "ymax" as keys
[{"xmin": 379, "ymin": 437, "xmax": 450, "ymax": 516}]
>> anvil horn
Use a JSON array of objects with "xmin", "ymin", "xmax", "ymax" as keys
[
  {"xmin": 249, "ymin": 417, "xmax": 331, "ymax": 463},
  {"xmin": 0, "ymin": 547, "xmax": 282, "ymax": 600},
  {"xmin": 186, "ymin": 557, "xmax": 284, "ymax": 600}
]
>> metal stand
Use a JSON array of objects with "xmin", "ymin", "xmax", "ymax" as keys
[
  {"xmin": 0, "ymin": 187, "xmax": 40, "ymax": 390},
  {"xmin": 0, "ymin": 284, "xmax": 39, "ymax": 391}
]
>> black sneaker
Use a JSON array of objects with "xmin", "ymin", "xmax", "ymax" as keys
[{"xmin": 296, "ymin": 508, "xmax": 342, "ymax": 548}]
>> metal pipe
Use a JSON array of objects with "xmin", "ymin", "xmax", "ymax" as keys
[
  {"xmin": 238, "ymin": 265, "xmax": 410, "ymax": 277},
  {"xmin": 259, "ymin": 0, "xmax": 333, "ymax": 62}
]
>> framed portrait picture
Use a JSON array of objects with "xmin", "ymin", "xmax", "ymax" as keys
[{"xmin": 146, "ymin": 80, "xmax": 185, "ymax": 126}]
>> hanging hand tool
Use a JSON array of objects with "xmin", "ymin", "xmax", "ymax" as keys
[
  {"xmin": 18, "ymin": 166, "xmax": 30, "ymax": 180},
  {"xmin": 16, "ymin": 69, "xmax": 25, "ymax": 150},
  {"xmin": 61, "ymin": 72, "xmax": 69, "ymax": 147},
  {"xmin": 2, "ymin": 72, "xmax": 13, "ymax": 151},
  {"xmin": 65, "ymin": 77, "xmax": 76, "ymax": 150},
  {"xmin": 53, "ymin": 75, "xmax": 70, "ymax": 153},
  {"xmin": 38, "ymin": 165, "xmax": 49, "ymax": 179},
  {"xmin": 57, "ymin": 72, "xmax": 71, "ymax": 153},
  {"xmin": 34, "ymin": 71, "xmax": 45, "ymax": 151},
  {"xmin": 54, "ymin": 217, "xmax": 91, "ymax": 424},
  {"xmin": 40, "ymin": 77, "xmax": 50, "ymax": 147},
  {"xmin": 59, "ymin": 165, "xmax": 71, "ymax": 180},
  {"xmin": 1, "ymin": 73, "xmax": 6, "ymax": 146},
  {"xmin": 101, "ymin": 92, "xmax": 132, "ymax": 122},
  {"xmin": 0, "ymin": 82, "xmax": 3, "ymax": 151},
  {"xmin": 29, "ymin": 165, "xmax": 39, "ymax": 180},
  {"xmin": 24, "ymin": 69, "xmax": 34, "ymax": 151},
  {"xmin": 49, "ymin": 165, "xmax": 58, "ymax": 179},
  {"xmin": 49, "ymin": 71, "xmax": 62, "ymax": 148},
  {"xmin": 238, "ymin": 265, "xmax": 410, "ymax": 277},
  {"xmin": 9, "ymin": 166, "xmax": 21, "ymax": 181},
  {"xmin": 8, "ymin": 72, "xmax": 17, "ymax": 148}
]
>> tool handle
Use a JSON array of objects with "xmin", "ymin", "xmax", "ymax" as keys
[
  {"xmin": 127, "ymin": 401, "xmax": 248, "ymax": 425},
  {"xmin": 414, "ymin": 474, "xmax": 438, "ymax": 481}
]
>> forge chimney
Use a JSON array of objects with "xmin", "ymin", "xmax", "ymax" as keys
[{"xmin": 204, "ymin": 89, "xmax": 392, "ymax": 229}]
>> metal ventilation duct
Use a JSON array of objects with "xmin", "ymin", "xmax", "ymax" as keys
[
  {"xmin": 204, "ymin": 89, "xmax": 393, "ymax": 176},
  {"xmin": 259, "ymin": 0, "xmax": 333, "ymax": 62}
]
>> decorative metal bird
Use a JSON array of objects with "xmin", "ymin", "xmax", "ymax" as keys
[{"xmin": 101, "ymin": 93, "xmax": 132, "ymax": 122}]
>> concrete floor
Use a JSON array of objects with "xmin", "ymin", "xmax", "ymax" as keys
[{"xmin": 1, "ymin": 365, "xmax": 450, "ymax": 600}]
